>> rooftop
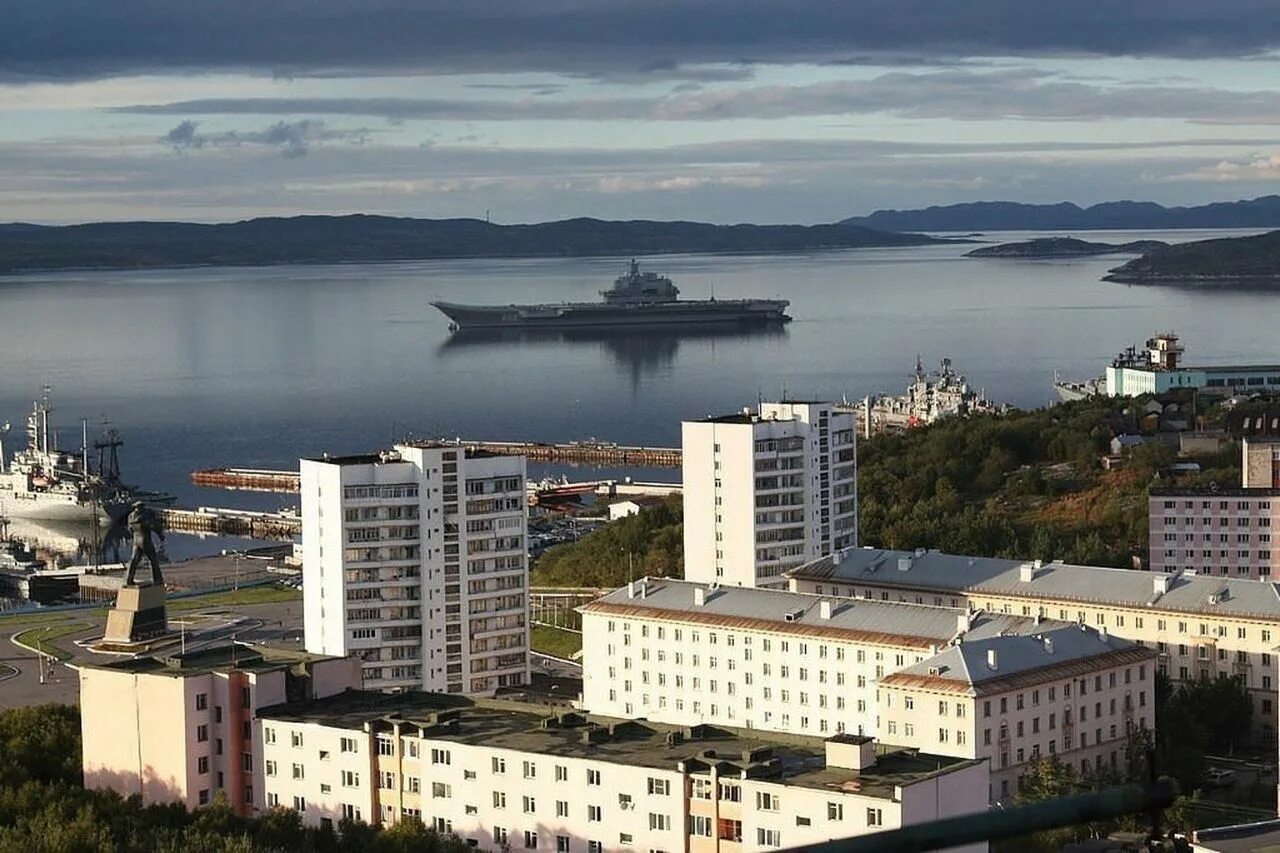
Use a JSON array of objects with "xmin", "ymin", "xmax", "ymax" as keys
[
  {"xmin": 581, "ymin": 577, "xmax": 1051, "ymax": 649},
  {"xmin": 1192, "ymin": 818, "xmax": 1280, "ymax": 853},
  {"xmin": 84, "ymin": 643, "xmax": 341, "ymax": 678},
  {"xmin": 791, "ymin": 548, "xmax": 1280, "ymax": 622},
  {"xmin": 259, "ymin": 690, "xmax": 982, "ymax": 799},
  {"xmin": 882, "ymin": 624, "xmax": 1154, "ymax": 697},
  {"xmin": 1151, "ymin": 487, "xmax": 1280, "ymax": 498}
]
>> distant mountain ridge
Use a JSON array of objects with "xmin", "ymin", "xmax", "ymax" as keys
[
  {"xmin": 840, "ymin": 195, "xmax": 1280, "ymax": 232},
  {"xmin": 1105, "ymin": 230, "xmax": 1280, "ymax": 285},
  {"xmin": 0, "ymin": 215, "xmax": 943, "ymax": 275}
]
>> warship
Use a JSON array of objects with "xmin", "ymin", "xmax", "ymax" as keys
[
  {"xmin": 0, "ymin": 390, "xmax": 172, "ymax": 522},
  {"xmin": 847, "ymin": 356, "xmax": 1008, "ymax": 435},
  {"xmin": 432, "ymin": 260, "xmax": 790, "ymax": 329}
]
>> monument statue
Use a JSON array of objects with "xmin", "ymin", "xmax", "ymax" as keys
[{"xmin": 123, "ymin": 502, "xmax": 166, "ymax": 587}]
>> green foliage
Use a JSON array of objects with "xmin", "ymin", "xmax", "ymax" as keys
[
  {"xmin": 529, "ymin": 625, "xmax": 583, "ymax": 659},
  {"xmin": 532, "ymin": 497, "xmax": 682, "ymax": 587},
  {"xmin": 858, "ymin": 396, "xmax": 1232, "ymax": 567},
  {"xmin": 0, "ymin": 706, "xmax": 475, "ymax": 853},
  {"xmin": 1154, "ymin": 672, "xmax": 1253, "ymax": 794}
]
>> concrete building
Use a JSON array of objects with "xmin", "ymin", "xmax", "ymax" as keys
[
  {"xmin": 1149, "ymin": 488, "xmax": 1280, "ymax": 580},
  {"xmin": 1104, "ymin": 333, "xmax": 1280, "ymax": 398},
  {"xmin": 787, "ymin": 548, "xmax": 1280, "ymax": 740},
  {"xmin": 258, "ymin": 690, "xmax": 990, "ymax": 852},
  {"xmin": 79, "ymin": 644, "xmax": 359, "ymax": 815},
  {"xmin": 301, "ymin": 443, "xmax": 529, "ymax": 695},
  {"xmin": 682, "ymin": 401, "xmax": 856, "ymax": 589},
  {"xmin": 1244, "ymin": 438, "xmax": 1280, "ymax": 489},
  {"xmin": 1150, "ymin": 438, "xmax": 1280, "ymax": 580},
  {"xmin": 577, "ymin": 578, "xmax": 1148, "ymax": 801},
  {"xmin": 878, "ymin": 625, "xmax": 1155, "ymax": 802}
]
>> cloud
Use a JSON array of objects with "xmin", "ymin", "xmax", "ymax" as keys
[
  {"xmin": 5, "ymin": 1, "xmax": 1280, "ymax": 82},
  {"xmin": 117, "ymin": 70, "xmax": 1280, "ymax": 125},
  {"xmin": 1169, "ymin": 152, "xmax": 1280, "ymax": 182},
  {"xmin": 161, "ymin": 118, "xmax": 366, "ymax": 157}
]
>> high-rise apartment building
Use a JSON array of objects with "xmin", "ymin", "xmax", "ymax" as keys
[
  {"xmin": 301, "ymin": 443, "xmax": 529, "ymax": 695},
  {"xmin": 682, "ymin": 401, "xmax": 856, "ymax": 588}
]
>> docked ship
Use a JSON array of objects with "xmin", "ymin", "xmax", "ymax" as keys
[
  {"xmin": 1053, "ymin": 370, "xmax": 1105, "ymax": 402},
  {"xmin": 432, "ymin": 260, "xmax": 790, "ymax": 329},
  {"xmin": 0, "ymin": 391, "xmax": 173, "ymax": 522},
  {"xmin": 846, "ymin": 356, "xmax": 1008, "ymax": 435}
]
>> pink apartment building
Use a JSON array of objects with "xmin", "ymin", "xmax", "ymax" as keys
[{"xmin": 79, "ymin": 644, "xmax": 359, "ymax": 816}]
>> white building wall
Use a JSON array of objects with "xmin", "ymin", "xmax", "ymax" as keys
[
  {"xmin": 683, "ymin": 402, "xmax": 856, "ymax": 590},
  {"xmin": 301, "ymin": 446, "xmax": 528, "ymax": 695}
]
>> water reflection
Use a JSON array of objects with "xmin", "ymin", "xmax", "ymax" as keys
[
  {"xmin": 2, "ymin": 516, "xmax": 131, "ymax": 567},
  {"xmin": 437, "ymin": 323, "xmax": 789, "ymax": 389}
]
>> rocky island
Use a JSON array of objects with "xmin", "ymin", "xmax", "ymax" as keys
[
  {"xmin": 966, "ymin": 237, "xmax": 1168, "ymax": 259},
  {"xmin": 1105, "ymin": 230, "xmax": 1280, "ymax": 285}
]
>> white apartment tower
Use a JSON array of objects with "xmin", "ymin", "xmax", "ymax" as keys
[
  {"xmin": 683, "ymin": 401, "xmax": 856, "ymax": 588},
  {"xmin": 301, "ymin": 444, "xmax": 530, "ymax": 695}
]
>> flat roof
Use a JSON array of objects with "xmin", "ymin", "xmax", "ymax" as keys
[
  {"xmin": 85, "ymin": 643, "xmax": 342, "ymax": 677},
  {"xmin": 791, "ymin": 548, "xmax": 1280, "ymax": 622},
  {"xmin": 1152, "ymin": 487, "xmax": 1280, "ymax": 497},
  {"xmin": 259, "ymin": 691, "xmax": 982, "ymax": 799},
  {"xmin": 1193, "ymin": 818, "xmax": 1280, "ymax": 853},
  {"xmin": 883, "ymin": 624, "xmax": 1154, "ymax": 696},
  {"xmin": 581, "ymin": 578, "xmax": 1052, "ymax": 649}
]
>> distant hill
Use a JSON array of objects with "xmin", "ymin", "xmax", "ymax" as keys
[
  {"xmin": 1105, "ymin": 230, "xmax": 1280, "ymax": 285},
  {"xmin": 966, "ymin": 237, "xmax": 1168, "ymax": 259},
  {"xmin": 840, "ymin": 195, "xmax": 1280, "ymax": 232},
  {"xmin": 0, "ymin": 215, "xmax": 944, "ymax": 274}
]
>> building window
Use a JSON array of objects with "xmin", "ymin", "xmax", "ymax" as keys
[
  {"xmin": 523, "ymin": 760, "xmax": 537, "ymax": 779},
  {"xmin": 757, "ymin": 828, "xmax": 782, "ymax": 847},
  {"xmin": 341, "ymin": 770, "xmax": 359, "ymax": 787},
  {"xmin": 867, "ymin": 808, "xmax": 883, "ymax": 827},
  {"xmin": 556, "ymin": 801, "xmax": 569, "ymax": 818},
  {"xmin": 431, "ymin": 748, "xmax": 450, "ymax": 765},
  {"xmin": 557, "ymin": 837, "xmax": 570, "ymax": 853},
  {"xmin": 524, "ymin": 831, "xmax": 538, "ymax": 849},
  {"xmin": 555, "ymin": 764, "xmax": 568, "ymax": 781},
  {"xmin": 198, "ymin": 756, "xmax": 209, "ymax": 774},
  {"xmin": 292, "ymin": 764, "xmax": 304, "ymax": 780},
  {"xmin": 828, "ymin": 802, "xmax": 843, "ymax": 821},
  {"xmin": 340, "ymin": 737, "xmax": 358, "ymax": 754},
  {"xmin": 492, "ymin": 757, "xmax": 506, "ymax": 774},
  {"xmin": 293, "ymin": 796, "xmax": 305, "ymax": 811},
  {"xmin": 198, "ymin": 789, "xmax": 210, "ymax": 806},
  {"xmin": 587, "ymin": 768, "xmax": 601, "ymax": 785},
  {"xmin": 493, "ymin": 791, "xmax": 507, "ymax": 809},
  {"xmin": 650, "ymin": 813, "xmax": 672, "ymax": 831},
  {"xmin": 523, "ymin": 796, "xmax": 536, "ymax": 814},
  {"xmin": 588, "ymin": 805, "xmax": 602, "ymax": 822},
  {"xmin": 195, "ymin": 693, "xmax": 208, "ymax": 711},
  {"xmin": 196, "ymin": 724, "xmax": 209, "ymax": 743},
  {"xmin": 648, "ymin": 777, "xmax": 670, "ymax": 796}
]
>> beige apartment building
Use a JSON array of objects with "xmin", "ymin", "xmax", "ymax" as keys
[
  {"xmin": 257, "ymin": 690, "xmax": 990, "ymax": 853},
  {"xmin": 878, "ymin": 625, "xmax": 1156, "ymax": 802},
  {"xmin": 578, "ymin": 577, "xmax": 1054, "ymax": 739},
  {"xmin": 788, "ymin": 548, "xmax": 1280, "ymax": 739},
  {"xmin": 79, "ymin": 644, "xmax": 359, "ymax": 815}
]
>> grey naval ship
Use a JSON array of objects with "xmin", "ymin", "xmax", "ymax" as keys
[
  {"xmin": 0, "ymin": 390, "xmax": 173, "ymax": 522},
  {"xmin": 432, "ymin": 260, "xmax": 790, "ymax": 329}
]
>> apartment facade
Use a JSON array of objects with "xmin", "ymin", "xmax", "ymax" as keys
[
  {"xmin": 258, "ymin": 691, "xmax": 990, "ymax": 853},
  {"xmin": 578, "ymin": 577, "xmax": 1066, "ymax": 740},
  {"xmin": 788, "ymin": 548, "xmax": 1280, "ymax": 738},
  {"xmin": 301, "ymin": 443, "xmax": 529, "ymax": 694},
  {"xmin": 878, "ymin": 626, "xmax": 1156, "ymax": 802},
  {"xmin": 79, "ymin": 644, "xmax": 358, "ymax": 815},
  {"xmin": 682, "ymin": 401, "xmax": 856, "ymax": 589},
  {"xmin": 1244, "ymin": 438, "xmax": 1280, "ymax": 489},
  {"xmin": 1149, "ymin": 488, "xmax": 1280, "ymax": 580}
]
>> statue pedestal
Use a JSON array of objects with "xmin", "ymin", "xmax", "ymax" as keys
[{"xmin": 104, "ymin": 584, "xmax": 168, "ymax": 644}]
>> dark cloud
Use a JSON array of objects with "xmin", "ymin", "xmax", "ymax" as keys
[
  {"xmin": 4, "ymin": 1, "xmax": 1280, "ymax": 82},
  {"xmin": 161, "ymin": 118, "xmax": 365, "ymax": 157},
  {"xmin": 118, "ymin": 70, "xmax": 1280, "ymax": 125}
]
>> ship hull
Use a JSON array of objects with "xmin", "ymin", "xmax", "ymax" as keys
[
  {"xmin": 432, "ymin": 299, "xmax": 790, "ymax": 330},
  {"xmin": 0, "ymin": 489, "xmax": 130, "ymax": 522}
]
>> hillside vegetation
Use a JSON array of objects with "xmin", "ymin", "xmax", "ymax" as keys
[
  {"xmin": 0, "ymin": 216, "xmax": 942, "ymax": 274},
  {"xmin": 532, "ymin": 497, "xmax": 682, "ymax": 587},
  {"xmin": 1106, "ymin": 229, "xmax": 1280, "ymax": 284}
]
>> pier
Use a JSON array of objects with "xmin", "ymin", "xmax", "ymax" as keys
[
  {"xmin": 160, "ymin": 507, "xmax": 301, "ymax": 540},
  {"xmin": 191, "ymin": 439, "xmax": 683, "ymax": 494},
  {"xmin": 421, "ymin": 438, "xmax": 682, "ymax": 467}
]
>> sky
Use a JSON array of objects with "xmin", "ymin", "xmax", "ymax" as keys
[{"xmin": 5, "ymin": 1, "xmax": 1280, "ymax": 224}]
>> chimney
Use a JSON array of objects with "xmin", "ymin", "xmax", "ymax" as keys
[
  {"xmin": 897, "ymin": 557, "xmax": 913, "ymax": 572},
  {"xmin": 1043, "ymin": 637, "xmax": 1054, "ymax": 655},
  {"xmin": 819, "ymin": 600, "xmax": 833, "ymax": 620},
  {"xmin": 694, "ymin": 587, "xmax": 706, "ymax": 607},
  {"xmin": 1099, "ymin": 627, "xmax": 1108, "ymax": 643},
  {"xmin": 956, "ymin": 610, "xmax": 972, "ymax": 634},
  {"xmin": 1153, "ymin": 574, "xmax": 1171, "ymax": 596},
  {"xmin": 1019, "ymin": 563, "xmax": 1035, "ymax": 583},
  {"xmin": 1033, "ymin": 559, "xmax": 1043, "ymax": 570},
  {"xmin": 640, "ymin": 580, "xmax": 648, "ymax": 599},
  {"xmin": 627, "ymin": 580, "xmax": 636, "ymax": 599},
  {"xmin": 986, "ymin": 649, "xmax": 998, "ymax": 671}
]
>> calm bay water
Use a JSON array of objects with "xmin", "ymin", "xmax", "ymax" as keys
[{"xmin": 0, "ymin": 227, "xmax": 1276, "ymax": 558}]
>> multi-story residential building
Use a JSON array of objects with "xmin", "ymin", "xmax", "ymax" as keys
[
  {"xmin": 578, "ymin": 577, "xmax": 1062, "ymax": 740},
  {"xmin": 79, "ymin": 644, "xmax": 358, "ymax": 815},
  {"xmin": 301, "ymin": 443, "xmax": 529, "ymax": 695},
  {"xmin": 878, "ymin": 625, "xmax": 1156, "ymax": 802},
  {"xmin": 1149, "ymin": 438, "xmax": 1280, "ymax": 580},
  {"xmin": 258, "ymin": 690, "xmax": 990, "ymax": 853},
  {"xmin": 682, "ymin": 401, "xmax": 856, "ymax": 588},
  {"xmin": 1148, "ymin": 488, "xmax": 1280, "ymax": 579},
  {"xmin": 787, "ymin": 548, "xmax": 1280, "ymax": 739}
]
